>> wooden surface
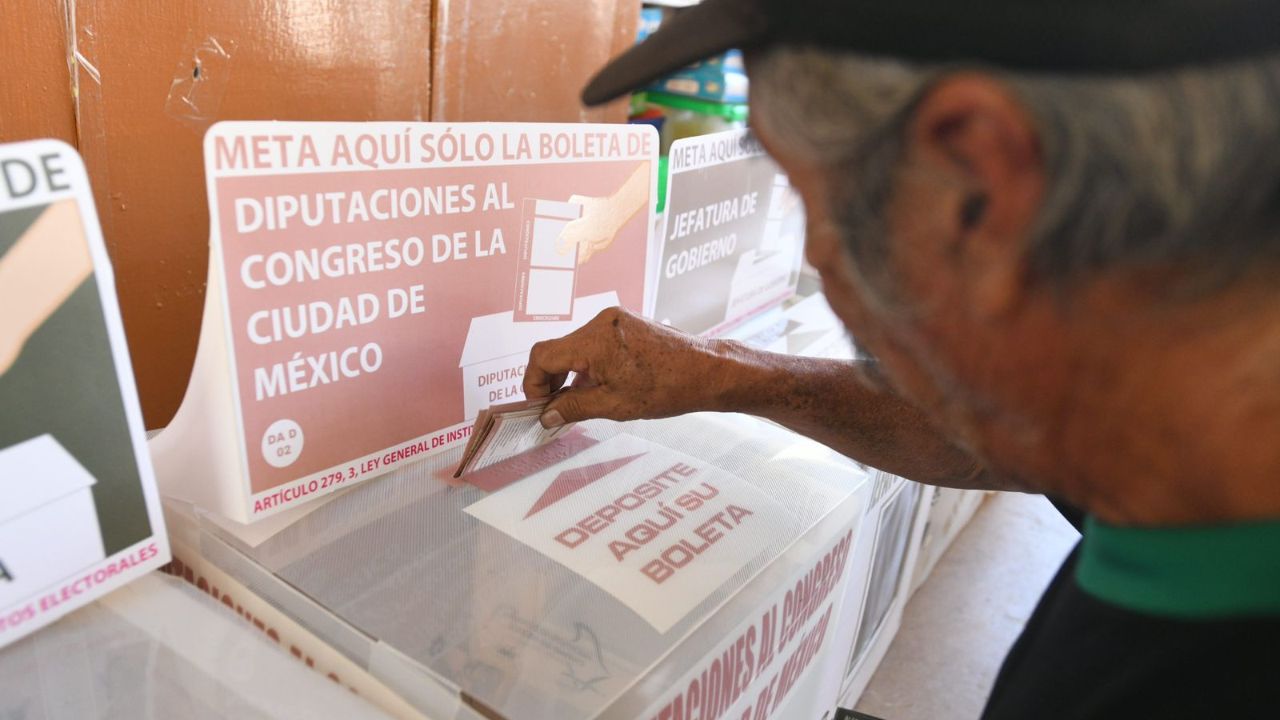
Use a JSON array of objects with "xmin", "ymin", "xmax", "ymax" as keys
[
  {"xmin": 5, "ymin": 1, "xmax": 638, "ymax": 427},
  {"xmin": 67, "ymin": 0, "xmax": 435, "ymax": 426},
  {"xmin": 0, "ymin": 0, "xmax": 76, "ymax": 145},
  {"xmin": 432, "ymin": 0, "xmax": 637, "ymax": 123}
]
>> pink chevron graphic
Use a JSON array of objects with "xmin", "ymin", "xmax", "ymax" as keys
[
  {"xmin": 524, "ymin": 452, "xmax": 647, "ymax": 519},
  {"xmin": 465, "ymin": 427, "xmax": 599, "ymax": 493}
]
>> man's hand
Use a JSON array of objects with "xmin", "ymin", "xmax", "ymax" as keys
[
  {"xmin": 523, "ymin": 305, "xmax": 1000, "ymax": 491},
  {"xmin": 524, "ymin": 307, "xmax": 728, "ymax": 429}
]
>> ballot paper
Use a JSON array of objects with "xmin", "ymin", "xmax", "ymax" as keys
[{"xmin": 454, "ymin": 397, "xmax": 575, "ymax": 478}]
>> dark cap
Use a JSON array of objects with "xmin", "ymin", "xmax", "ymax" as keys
[{"xmin": 583, "ymin": 0, "xmax": 1280, "ymax": 106}]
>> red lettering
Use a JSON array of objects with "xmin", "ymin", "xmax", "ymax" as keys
[
  {"xmin": 555, "ymin": 527, "xmax": 590, "ymax": 549},
  {"xmin": 642, "ymin": 559, "xmax": 673, "ymax": 584}
]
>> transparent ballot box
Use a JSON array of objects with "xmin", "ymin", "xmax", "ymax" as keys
[
  {"xmin": 0, "ymin": 573, "xmax": 388, "ymax": 720},
  {"xmin": 168, "ymin": 413, "xmax": 874, "ymax": 720}
]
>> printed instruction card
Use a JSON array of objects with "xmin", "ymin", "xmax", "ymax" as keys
[
  {"xmin": 655, "ymin": 129, "xmax": 806, "ymax": 336},
  {"xmin": 150, "ymin": 122, "xmax": 658, "ymax": 522},
  {"xmin": 466, "ymin": 434, "xmax": 792, "ymax": 633},
  {"xmin": 0, "ymin": 140, "xmax": 169, "ymax": 648}
]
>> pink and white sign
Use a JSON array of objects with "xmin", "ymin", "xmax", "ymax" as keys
[{"xmin": 151, "ymin": 123, "xmax": 657, "ymax": 522}]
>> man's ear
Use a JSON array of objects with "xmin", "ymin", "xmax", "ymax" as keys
[{"xmin": 906, "ymin": 74, "xmax": 1045, "ymax": 318}]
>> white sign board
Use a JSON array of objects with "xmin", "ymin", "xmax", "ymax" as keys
[
  {"xmin": 150, "ymin": 122, "xmax": 658, "ymax": 523},
  {"xmin": 654, "ymin": 130, "xmax": 805, "ymax": 336},
  {"xmin": 0, "ymin": 140, "xmax": 169, "ymax": 648}
]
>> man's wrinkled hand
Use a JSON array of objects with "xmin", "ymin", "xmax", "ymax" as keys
[{"xmin": 523, "ymin": 307, "xmax": 726, "ymax": 429}]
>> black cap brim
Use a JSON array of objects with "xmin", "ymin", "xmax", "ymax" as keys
[
  {"xmin": 584, "ymin": 0, "xmax": 1280, "ymax": 108},
  {"xmin": 582, "ymin": 0, "xmax": 770, "ymax": 106}
]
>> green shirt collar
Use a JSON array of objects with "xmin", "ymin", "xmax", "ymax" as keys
[{"xmin": 1077, "ymin": 515, "xmax": 1280, "ymax": 619}]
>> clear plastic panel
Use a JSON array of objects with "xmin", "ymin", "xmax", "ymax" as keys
[
  {"xmin": 197, "ymin": 412, "xmax": 872, "ymax": 719},
  {"xmin": 0, "ymin": 573, "xmax": 388, "ymax": 720}
]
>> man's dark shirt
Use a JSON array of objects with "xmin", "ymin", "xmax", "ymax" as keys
[{"xmin": 981, "ymin": 503, "xmax": 1280, "ymax": 719}]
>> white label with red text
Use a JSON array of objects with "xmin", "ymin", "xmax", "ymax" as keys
[
  {"xmin": 465, "ymin": 434, "xmax": 791, "ymax": 633},
  {"xmin": 639, "ymin": 528, "xmax": 856, "ymax": 720}
]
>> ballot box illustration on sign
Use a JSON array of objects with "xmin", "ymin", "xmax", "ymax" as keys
[
  {"xmin": 515, "ymin": 199, "xmax": 583, "ymax": 322},
  {"xmin": 150, "ymin": 122, "xmax": 658, "ymax": 523},
  {"xmin": 459, "ymin": 292, "xmax": 618, "ymax": 420},
  {"xmin": 0, "ymin": 140, "xmax": 169, "ymax": 649},
  {"xmin": 655, "ymin": 129, "xmax": 806, "ymax": 337},
  {"xmin": 0, "ymin": 436, "xmax": 105, "ymax": 610}
]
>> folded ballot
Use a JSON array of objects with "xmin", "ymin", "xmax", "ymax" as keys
[{"xmin": 454, "ymin": 397, "xmax": 575, "ymax": 478}]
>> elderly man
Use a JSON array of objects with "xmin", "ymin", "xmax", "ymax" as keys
[{"xmin": 524, "ymin": 0, "xmax": 1280, "ymax": 717}]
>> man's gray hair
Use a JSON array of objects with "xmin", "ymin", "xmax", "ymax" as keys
[{"xmin": 749, "ymin": 48, "xmax": 1280, "ymax": 301}]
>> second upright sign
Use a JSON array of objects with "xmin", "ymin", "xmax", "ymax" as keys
[{"xmin": 655, "ymin": 129, "xmax": 806, "ymax": 337}]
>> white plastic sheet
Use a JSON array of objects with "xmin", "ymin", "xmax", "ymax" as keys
[
  {"xmin": 189, "ymin": 412, "xmax": 873, "ymax": 719},
  {"xmin": 0, "ymin": 573, "xmax": 388, "ymax": 720}
]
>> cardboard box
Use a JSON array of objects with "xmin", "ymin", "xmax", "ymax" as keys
[
  {"xmin": 432, "ymin": 0, "xmax": 636, "ymax": 124},
  {"xmin": 0, "ymin": 0, "xmax": 74, "ymax": 146}
]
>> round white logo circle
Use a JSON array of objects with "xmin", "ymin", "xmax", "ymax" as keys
[{"xmin": 262, "ymin": 419, "xmax": 304, "ymax": 468}]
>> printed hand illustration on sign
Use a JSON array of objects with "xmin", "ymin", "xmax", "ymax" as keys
[
  {"xmin": 0, "ymin": 200, "xmax": 92, "ymax": 377},
  {"xmin": 558, "ymin": 161, "xmax": 651, "ymax": 264},
  {"xmin": 561, "ymin": 622, "xmax": 611, "ymax": 692}
]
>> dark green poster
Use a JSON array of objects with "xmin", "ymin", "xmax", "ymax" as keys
[{"xmin": 0, "ymin": 140, "xmax": 167, "ymax": 648}]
